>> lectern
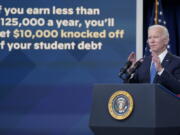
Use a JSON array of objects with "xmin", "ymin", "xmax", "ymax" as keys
[{"xmin": 89, "ymin": 84, "xmax": 180, "ymax": 135}]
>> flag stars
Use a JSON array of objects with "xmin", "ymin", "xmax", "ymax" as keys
[
  {"xmin": 151, "ymin": 1, "xmax": 166, "ymax": 25},
  {"xmin": 159, "ymin": 11, "xmax": 163, "ymax": 15}
]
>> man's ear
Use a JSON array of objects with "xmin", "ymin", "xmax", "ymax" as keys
[{"xmin": 164, "ymin": 37, "xmax": 169, "ymax": 45}]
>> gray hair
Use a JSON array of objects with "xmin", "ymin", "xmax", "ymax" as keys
[{"xmin": 148, "ymin": 24, "xmax": 169, "ymax": 39}]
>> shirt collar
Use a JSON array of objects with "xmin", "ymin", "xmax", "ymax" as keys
[{"xmin": 158, "ymin": 49, "xmax": 168, "ymax": 63}]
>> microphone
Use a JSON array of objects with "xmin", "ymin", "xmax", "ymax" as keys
[
  {"xmin": 126, "ymin": 58, "xmax": 143, "ymax": 79},
  {"xmin": 118, "ymin": 61, "xmax": 132, "ymax": 80}
]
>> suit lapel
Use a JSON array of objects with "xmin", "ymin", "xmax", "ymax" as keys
[
  {"xmin": 154, "ymin": 52, "xmax": 172, "ymax": 83},
  {"xmin": 161, "ymin": 52, "xmax": 172, "ymax": 68}
]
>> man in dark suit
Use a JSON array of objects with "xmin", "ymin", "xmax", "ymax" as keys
[{"xmin": 127, "ymin": 24, "xmax": 180, "ymax": 94}]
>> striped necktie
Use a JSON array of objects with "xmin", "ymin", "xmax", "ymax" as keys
[{"xmin": 150, "ymin": 62, "xmax": 156, "ymax": 83}]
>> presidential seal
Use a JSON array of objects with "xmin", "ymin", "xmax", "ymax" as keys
[{"xmin": 108, "ymin": 90, "xmax": 134, "ymax": 120}]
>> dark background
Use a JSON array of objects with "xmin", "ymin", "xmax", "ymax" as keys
[{"xmin": 143, "ymin": 0, "xmax": 180, "ymax": 55}]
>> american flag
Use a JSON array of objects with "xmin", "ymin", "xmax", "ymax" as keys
[{"xmin": 150, "ymin": 0, "xmax": 166, "ymax": 26}]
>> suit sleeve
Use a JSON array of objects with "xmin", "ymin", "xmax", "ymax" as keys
[
  {"xmin": 157, "ymin": 67, "xmax": 180, "ymax": 94},
  {"xmin": 124, "ymin": 70, "xmax": 139, "ymax": 83}
]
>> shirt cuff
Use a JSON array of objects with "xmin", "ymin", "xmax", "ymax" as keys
[{"xmin": 158, "ymin": 68, "xmax": 164, "ymax": 76}]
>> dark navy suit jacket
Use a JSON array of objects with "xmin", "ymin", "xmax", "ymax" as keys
[{"xmin": 129, "ymin": 52, "xmax": 180, "ymax": 94}]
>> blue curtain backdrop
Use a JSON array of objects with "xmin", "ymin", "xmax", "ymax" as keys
[
  {"xmin": 0, "ymin": 0, "xmax": 136, "ymax": 135},
  {"xmin": 143, "ymin": 0, "xmax": 180, "ymax": 56}
]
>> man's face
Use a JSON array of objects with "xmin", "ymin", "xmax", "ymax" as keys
[{"xmin": 147, "ymin": 27, "xmax": 168, "ymax": 54}]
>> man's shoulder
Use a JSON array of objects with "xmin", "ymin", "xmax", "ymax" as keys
[
  {"xmin": 167, "ymin": 53, "xmax": 180, "ymax": 67},
  {"xmin": 167, "ymin": 52, "xmax": 180, "ymax": 61}
]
